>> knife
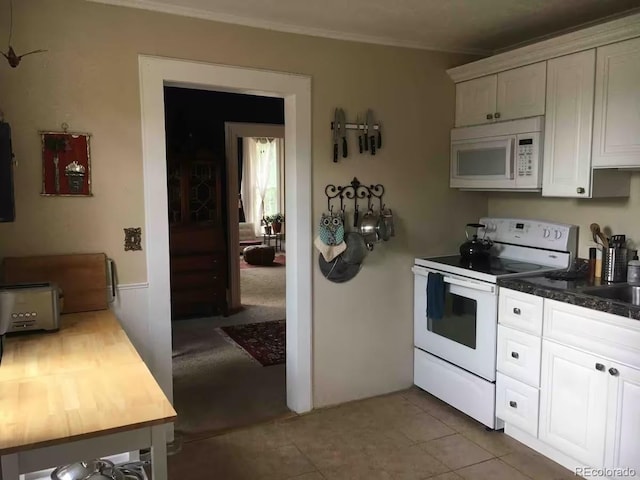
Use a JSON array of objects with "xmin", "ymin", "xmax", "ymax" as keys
[
  {"xmin": 332, "ymin": 108, "xmax": 339, "ymax": 162},
  {"xmin": 338, "ymin": 108, "xmax": 347, "ymax": 158},
  {"xmin": 366, "ymin": 109, "xmax": 376, "ymax": 155},
  {"xmin": 357, "ymin": 115, "xmax": 363, "ymax": 154},
  {"xmin": 363, "ymin": 112, "xmax": 369, "ymax": 151}
]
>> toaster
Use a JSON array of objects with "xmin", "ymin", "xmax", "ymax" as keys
[{"xmin": 0, "ymin": 282, "xmax": 61, "ymax": 334}]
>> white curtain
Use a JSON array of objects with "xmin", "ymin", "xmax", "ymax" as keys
[{"xmin": 242, "ymin": 137, "xmax": 279, "ymax": 236}]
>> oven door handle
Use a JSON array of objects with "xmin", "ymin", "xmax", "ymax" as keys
[{"xmin": 444, "ymin": 276, "xmax": 495, "ymax": 293}]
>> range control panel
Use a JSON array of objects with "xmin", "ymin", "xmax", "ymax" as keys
[{"xmin": 478, "ymin": 217, "xmax": 578, "ymax": 252}]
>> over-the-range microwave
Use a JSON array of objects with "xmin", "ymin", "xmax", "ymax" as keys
[{"xmin": 450, "ymin": 116, "xmax": 543, "ymax": 191}]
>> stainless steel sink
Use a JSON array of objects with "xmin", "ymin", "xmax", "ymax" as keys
[{"xmin": 584, "ymin": 284, "xmax": 640, "ymax": 306}]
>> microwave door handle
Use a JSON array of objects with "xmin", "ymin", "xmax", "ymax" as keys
[{"xmin": 507, "ymin": 138, "xmax": 515, "ymax": 179}]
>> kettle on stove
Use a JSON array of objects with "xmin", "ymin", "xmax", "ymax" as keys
[{"xmin": 459, "ymin": 223, "xmax": 493, "ymax": 262}]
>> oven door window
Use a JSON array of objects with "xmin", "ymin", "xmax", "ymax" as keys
[{"xmin": 428, "ymin": 291, "xmax": 477, "ymax": 349}]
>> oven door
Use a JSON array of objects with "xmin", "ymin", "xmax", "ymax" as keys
[
  {"xmin": 450, "ymin": 136, "xmax": 515, "ymax": 190},
  {"xmin": 413, "ymin": 266, "xmax": 498, "ymax": 382}
]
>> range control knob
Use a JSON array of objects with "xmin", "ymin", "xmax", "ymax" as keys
[
  {"xmin": 543, "ymin": 228, "xmax": 551, "ymax": 238},
  {"xmin": 554, "ymin": 230, "xmax": 562, "ymax": 240}
]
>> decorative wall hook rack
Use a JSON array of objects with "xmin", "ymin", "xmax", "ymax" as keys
[{"xmin": 324, "ymin": 177, "xmax": 385, "ymax": 227}]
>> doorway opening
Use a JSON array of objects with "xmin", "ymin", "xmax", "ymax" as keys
[
  {"xmin": 138, "ymin": 57, "xmax": 313, "ymax": 437},
  {"xmin": 165, "ymin": 87, "xmax": 291, "ymax": 436}
]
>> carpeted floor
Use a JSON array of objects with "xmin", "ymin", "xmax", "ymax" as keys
[{"xmin": 171, "ymin": 255, "xmax": 288, "ymax": 439}]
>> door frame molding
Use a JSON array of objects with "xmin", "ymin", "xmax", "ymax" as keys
[
  {"xmin": 225, "ymin": 122, "xmax": 285, "ymax": 311},
  {"xmin": 138, "ymin": 55, "xmax": 313, "ymax": 413}
]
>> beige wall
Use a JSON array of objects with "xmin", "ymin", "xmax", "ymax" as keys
[
  {"xmin": 488, "ymin": 173, "xmax": 640, "ymax": 257},
  {"xmin": 0, "ymin": 0, "xmax": 487, "ymax": 407}
]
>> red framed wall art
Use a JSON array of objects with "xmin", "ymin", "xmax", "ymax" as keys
[{"xmin": 40, "ymin": 130, "xmax": 92, "ymax": 196}]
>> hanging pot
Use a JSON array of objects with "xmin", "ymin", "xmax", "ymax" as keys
[
  {"xmin": 459, "ymin": 223, "xmax": 493, "ymax": 262},
  {"xmin": 359, "ymin": 208, "xmax": 387, "ymax": 250}
]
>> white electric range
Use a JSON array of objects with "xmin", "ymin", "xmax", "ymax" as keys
[{"xmin": 412, "ymin": 217, "xmax": 578, "ymax": 429}]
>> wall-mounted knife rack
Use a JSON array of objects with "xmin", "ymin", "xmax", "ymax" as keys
[
  {"xmin": 325, "ymin": 177, "xmax": 385, "ymax": 227},
  {"xmin": 330, "ymin": 122, "xmax": 381, "ymax": 131}
]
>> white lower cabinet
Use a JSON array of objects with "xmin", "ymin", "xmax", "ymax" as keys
[
  {"xmin": 605, "ymin": 362, "xmax": 640, "ymax": 479},
  {"xmin": 496, "ymin": 372, "xmax": 539, "ymax": 437},
  {"xmin": 539, "ymin": 340, "xmax": 609, "ymax": 467},
  {"xmin": 497, "ymin": 291, "xmax": 640, "ymax": 478}
]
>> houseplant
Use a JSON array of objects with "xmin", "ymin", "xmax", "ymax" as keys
[{"xmin": 267, "ymin": 213, "xmax": 285, "ymax": 234}]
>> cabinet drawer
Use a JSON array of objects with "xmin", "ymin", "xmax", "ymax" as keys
[
  {"xmin": 497, "ymin": 325, "xmax": 541, "ymax": 387},
  {"xmin": 544, "ymin": 299, "xmax": 640, "ymax": 370},
  {"xmin": 499, "ymin": 288, "xmax": 543, "ymax": 335},
  {"xmin": 171, "ymin": 254, "xmax": 225, "ymax": 273},
  {"xmin": 171, "ymin": 271, "xmax": 225, "ymax": 290},
  {"xmin": 496, "ymin": 372, "xmax": 539, "ymax": 437}
]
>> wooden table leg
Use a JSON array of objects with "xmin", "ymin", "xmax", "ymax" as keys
[
  {"xmin": 150, "ymin": 425, "xmax": 168, "ymax": 480},
  {"xmin": 1, "ymin": 453, "xmax": 19, "ymax": 480}
]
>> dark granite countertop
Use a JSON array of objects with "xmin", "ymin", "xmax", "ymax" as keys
[{"xmin": 498, "ymin": 276, "xmax": 640, "ymax": 321}]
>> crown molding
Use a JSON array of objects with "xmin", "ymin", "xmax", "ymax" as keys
[
  {"xmin": 447, "ymin": 12, "xmax": 640, "ymax": 82},
  {"xmin": 86, "ymin": 0, "xmax": 490, "ymax": 55}
]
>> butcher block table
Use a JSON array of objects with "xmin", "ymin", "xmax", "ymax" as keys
[{"xmin": 0, "ymin": 310, "xmax": 176, "ymax": 480}]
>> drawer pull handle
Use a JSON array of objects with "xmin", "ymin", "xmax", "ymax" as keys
[
  {"xmin": 595, "ymin": 363, "xmax": 605, "ymax": 371},
  {"xmin": 509, "ymin": 401, "xmax": 517, "ymax": 408},
  {"xmin": 609, "ymin": 368, "xmax": 619, "ymax": 377},
  {"xmin": 513, "ymin": 307, "xmax": 521, "ymax": 315},
  {"xmin": 511, "ymin": 351, "xmax": 519, "ymax": 359}
]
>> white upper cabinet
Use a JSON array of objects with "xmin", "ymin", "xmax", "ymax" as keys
[
  {"xmin": 496, "ymin": 62, "xmax": 547, "ymax": 121},
  {"xmin": 542, "ymin": 50, "xmax": 596, "ymax": 198},
  {"xmin": 592, "ymin": 36, "xmax": 640, "ymax": 168},
  {"xmin": 455, "ymin": 63, "xmax": 545, "ymax": 127},
  {"xmin": 455, "ymin": 75, "xmax": 497, "ymax": 127}
]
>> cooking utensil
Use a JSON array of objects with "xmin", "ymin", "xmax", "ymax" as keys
[
  {"xmin": 359, "ymin": 207, "xmax": 386, "ymax": 249},
  {"xmin": 51, "ymin": 459, "xmax": 115, "ymax": 480},
  {"xmin": 342, "ymin": 231, "xmax": 368, "ymax": 265},
  {"xmin": 363, "ymin": 112, "xmax": 369, "ymax": 151},
  {"xmin": 366, "ymin": 109, "xmax": 376, "ymax": 155},
  {"xmin": 611, "ymin": 234, "xmax": 626, "ymax": 248},
  {"xmin": 115, "ymin": 467, "xmax": 145, "ymax": 480},
  {"xmin": 359, "ymin": 209, "xmax": 377, "ymax": 248},
  {"xmin": 357, "ymin": 115, "xmax": 363, "ymax": 153},
  {"xmin": 332, "ymin": 108, "xmax": 339, "ymax": 162},
  {"xmin": 459, "ymin": 223, "xmax": 493, "ymax": 262},
  {"xmin": 381, "ymin": 207, "xmax": 394, "ymax": 240},
  {"xmin": 590, "ymin": 223, "xmax": 609, "ymax": 248},
  {"xmin": 338, "ymin": 108, "xmax": 347, "ymax": 158},
  {"xmin": 319, "ymin": 253, "xmax": 361, "ymax": 283},
  {"xmin": 376, "ymin": 120, "xmax": 382, "ymax": 149}
]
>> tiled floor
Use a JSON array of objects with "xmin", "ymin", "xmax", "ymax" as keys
[{"xmin": 167, "ymin": 387, "xmax": 578, "ymax": 480}]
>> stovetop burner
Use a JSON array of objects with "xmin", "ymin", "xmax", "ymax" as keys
[{"xmin": 421, "ymin": 255, "xmax": 547, "ymax": 277}]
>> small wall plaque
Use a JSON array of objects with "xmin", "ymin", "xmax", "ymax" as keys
[{"xmin": 124, "ymin": 227, "xmax": 142, "ymax": 251}]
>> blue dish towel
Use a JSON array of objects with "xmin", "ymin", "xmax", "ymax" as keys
[{"xmin": 426, "ymin": 272, "xmax": 445, "ymax": 320}]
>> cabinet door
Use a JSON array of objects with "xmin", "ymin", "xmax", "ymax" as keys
[
  {"xmin": 606, "ymin": 363, "xmax": 640, "ymax": 479},
  {"xmin": 592, "ymin": 37, "xmax": 640, "ymax": 168},
  {"xmin": 496, "ymin": 62, "xmax": 546, "ymax": 121},
  {"xmin": 542, "ymin": 50, "xmax": 595, "ymax": 198},
  {"xmin": 539, "ymin": 340, "xmax": 608, "ymax": 467},
  {"xmin": 455, "ymin": 75, "xmax": 497, "ymax": 127}
]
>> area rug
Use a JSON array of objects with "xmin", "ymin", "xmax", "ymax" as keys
[
  {"xmin": 218, "ymin": 319, "xmax": 286, "ymax": 366},
  {"xmin": 240, "ymin": 254, "xmax": 285, "ymax": 269}
]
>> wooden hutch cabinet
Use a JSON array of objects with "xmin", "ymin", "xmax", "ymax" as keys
[{"xmin": 167, "ymin": 150, "xmax": 227, "ymax": 318}]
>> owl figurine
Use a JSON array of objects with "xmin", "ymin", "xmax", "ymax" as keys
[{"xmin": 318, "ymin": 212, "xmax": 345, "ymax": 246}]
